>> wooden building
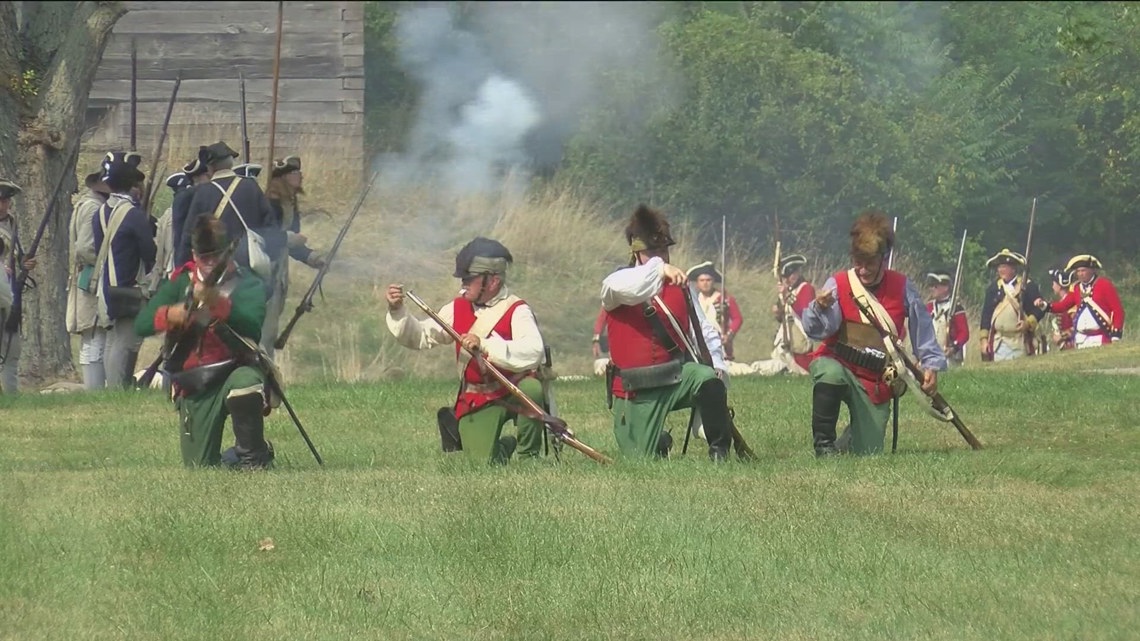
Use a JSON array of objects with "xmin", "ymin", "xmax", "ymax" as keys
[{"xmin": 85, "ymin": 1, "xmax": 365, "ymax": 181}]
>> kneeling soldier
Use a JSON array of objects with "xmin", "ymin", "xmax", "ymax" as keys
[
  {"xmin": 385, "ymin": 238, "xmax": 546, "ymax": 465},
  {"xmin": 135, "ymin": 217, "xmax": 274, "ymax": 469},
  {"xmin": 802, "ymin": 211, "xmax": 947, "ymax": 456}
]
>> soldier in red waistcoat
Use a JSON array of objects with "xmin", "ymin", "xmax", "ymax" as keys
[
  {"xmin": 801, "ymin": 211, "xmax": 947, "ymax": 457},
  {"xmin": 924, "ymin": 270, "xmax": 969, "ymax": 365},
  {"xmin": 600, "ymin": 205, "xmax": 734, "ymax": 461},
  {"xmin": 385, "ymin": 238, "xmax": 547, "ymax": 464},
  {"xmin": 1035, "ymin": 254, "xmax": 1124, "ymax": 349}
]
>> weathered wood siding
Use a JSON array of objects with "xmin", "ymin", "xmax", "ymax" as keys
[{"xmin": 86, "ymin": 1, "xmax": 364, "ymax": 179}]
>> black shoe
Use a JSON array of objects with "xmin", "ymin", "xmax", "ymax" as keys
[
  {"xmin": 497, "ymin": 435, "xmax": 517, "ymax": 462},
  {"xmin": 814, "ymin": 445, "xmax": 840, "ymax": 458},
  {"xmin": 709, "ymin": 445, "xmax": 729, "ymax": 463},
  {"xmin": 656, "ymin": 431, "xmax": 673, "ymax": 459}
]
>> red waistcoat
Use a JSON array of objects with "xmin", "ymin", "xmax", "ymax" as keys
[
  {"xmin": 451, "ymin": 296, "xmax": 528, "ymax": 418},
  {"xmin": 606, "ymin": 283, "xmax": 690, "ymax": 399},
  {"xmin": 816, "ymin": 269, "xmax": 908, "ymax": 405}
]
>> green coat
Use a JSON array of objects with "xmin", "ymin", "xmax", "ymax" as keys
[{"xmin": 135, "ymin": 264, "xmax": 267, "ymax": 352}]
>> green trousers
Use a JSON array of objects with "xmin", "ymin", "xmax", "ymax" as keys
[
  {"xmin": 612, "ymin": 362, "xmax": 717, "ymax": 458},
  {"xmin": 810, "ymin": 357, "xmax": 891, "ymax": 455},
  {"xmin": 175, "ymin": 366, "xmax": 265, "ymax": 467},
  {"xmin": 458, "ymin": 377, "xmax": 545, "ymax": 465}
]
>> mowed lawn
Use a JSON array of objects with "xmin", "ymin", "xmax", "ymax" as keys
[{"xmin": 2, "ymin": 347, "xmax": 1139, "ymax": 641}]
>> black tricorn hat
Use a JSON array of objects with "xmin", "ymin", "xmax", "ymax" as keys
[
  {"xmin": 454, "ymin": 237, "xmax": 513, "ymax": 278},
  {"xmin": 924, "ymin": 270, "xmax": 953, "ymax": 287},
  {"xmin": 986, "ymin": 248, "xmax": 1026, "ymax": 269},
  {"xmin": 0, "ymin": 179, "xmax": 23, "ymax": 199},
  {"xmin": 1065, "ymin": 254, "xmax": 1103, "ymax": 271},
  {"xmin": 779, "ymin": 254, "xmax": 808, "ymax": 277},
  {"xmin": 101, "ymin": 151, "xmax": 146, "ymax": 191},
  {"xmin": 204, "ymin": 141, "xmax": 239, "ymax": 165},
  {"xmin": 686, "ymin": 261, "xmax": 722, "ymax": 283},
  {"xmin": 183, "ymin": 146, "xmax": 211, "ymax": 177},
  {"xmin": 1048, "ymin": 266, "xmax": 1073, "ymax": 287},
  {"xmin": 272, "ymin": 155, "xmax": 301, "ymax": 178},
  {"xmin": 166, "ymin": 171, "xmax": 192, "ymax": 193},
  {"xmin": 234, "ymin": 163, "xmax": 263, "ymax": 179},
  {"xmin": 625, "ymin": 204, "xmax": 675, "ymax": 251},
  {"xmin": 191, "ymin": 214, "xmax": 230, "ymax": 256}
]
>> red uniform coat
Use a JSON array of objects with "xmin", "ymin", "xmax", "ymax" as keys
[
  {"xmin": 925, "ymin": 300, "xmax": 970, "ymax": 351},
  {"xmin": 451, "ymin": 296, "xmax": 528, "ymax": 419},
  {"xmin": 607, "ymin": 282, "xmax": 690, "ymax": 400},
  {"xmin": 1047, "ymin": 276, "xmax": 1124, "ymax": 344},
  {"xmin": 815, "ymin": 270, "xmax": 907, "ymax": 405}
]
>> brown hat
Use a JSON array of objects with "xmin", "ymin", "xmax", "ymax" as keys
[
  {"xmin": 850, "ymin": 210, "xmax": 894, "ymax": 262},
  {"xmin": 203, "ymin": 141, "xmax": 239, "ymax": 165},
  {"xmin": 625, "ymin": 204, "xmax": 675, "ymax": 252},
  {"xmin": 271, "ymin": 155, "xmax": 301, "ymax": 178},
  {"xmin": 191, "ymin": 215, "xmax": 229, "ymax": 256},
  {"xmin": 0, "ymin": 179, "xmax": 22, "ymax": 199}
]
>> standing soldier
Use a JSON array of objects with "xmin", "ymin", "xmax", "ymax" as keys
[
  {"xmin": 802, "ymin": 211, "xmax": 947, "ymax": 457},
  {"xmin": 262, "ymin": 156, "xmax": 325, "ymax": 358},
  {"xmin": 686, "ymin": 261, "xmax": 744, "ymax": 361},
  {"xmin": 1035, "ymin": 255, "xmax": 1124, "ymax": 349},
  {"xmin": 600, "ymin": 205, "xmax": 733, "ymax": 461},
  {"xmin": 148, "ymin": 171, "xmax": 192, "ymax": 298},
  {"xmin": 978, "ymin": 249, "xmax": 1045, "ymax": 362},
  {"xmin": 180, "ymin": 142, "xmax": 278, "ymax": 280},
  {"xmin": 67, "ymin": 167, "xmax": 112, "ymax": 390},
  {"xmin": 1045, "ymin": 267, "xmax": 1076, "ymax": 351},
  {"xmin": 591, "ymin": 305, "xmax": 610, "ymax": 377},
  {"xmin": 92, "ymin": 152, "xmax": 157, "ymax": 389},
  {"xmin": 171, "ymin": 148, "xmax": 211, "ymax": 267},
  {"xmin": 924, "ymin": 270, "xmax": 969, "ymax": 366},
  {"xmin": 135, "ymin": 216, "xmax": 275, "ymax": 469},
  {"xmin": 0, "ymin": 179, "xmax": 38, "ymax": 394},
  {"xmin": 384, "ymin": 238, "xmax": 547, "ymax": 465}
]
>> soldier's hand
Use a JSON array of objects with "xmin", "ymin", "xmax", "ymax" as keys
[
  {"xmin": 815, "ymin": 288, "xmax": 836, "ymax": 309},
  {"xmin": 22, "ymin": 257, "xmax": 36, "ymax": 271},
  {"xmin": 921, "ymin": 369, "xmax": 938, "ymax": 394},
  {"xmin": 777, "ymin": 282, "xmax": 787, "ymax": 295},
  {"xmin": 1014, "ymin": 320, "xmax": 1025, "ymax": 333},
  {"xmin": 306, "ymin": 250, "xmax": 327, "ymax": 269},
  {"xmin": 980, "ymin": 336, "xmax": 991, "ymax": 355},
  {"xmin": 164, "ymin": 304, "xmax": 189, "ymax": 330},
  {"xmin": 459, "ymin": 333, "xmax": 481, "ymax": 353},
  {"xmin": 193, "ymin": 281, "xmax": 220, "ymax": 308},
  {"xmin": 385, "ymin": 284, "xmax": 404, "ymax": 311},
  {"xmin": 661, "ymin": 263, "xmax": 686, "ymax": 286},
  {"xmin": 591, "ymin": 342, "xmax": 602, "ymax": 359},
  {"xmin": 1034, "ymin": 298, "xmax": 1047, "ymax": 310}
]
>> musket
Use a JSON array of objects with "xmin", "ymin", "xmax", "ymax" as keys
[
  {"xmin": 266, "ymin": 1, "xmax": 284, "ymax": 173},
  {"xmin": 142, "ymin": 75, "xmax": 182, "ymax": 215},
  {"xmin": 273, "ymin": 170, "xmax": 380, "ymax": 350},
  {"xmin": 3, "ymin": 142, "xmax": 81, "ymax": 336},
  {"xmin": 887, "ymin": 216, "xmax": 899, "ymax": 270},
  {"xmin": 944, "ymin": 228, "xmax": 968, "ymax": 354},
  {"xmin": 850, "ymin": 293, "xmax": 983, "ymax": 450},
  {"xmin": 718, "ymin": 215, "xmax": 728, "ymax": 332},
  {"xmin": 403, "ymin": 289, "xmax": 614, "ymax": 465},
  {"xmin": 135, "ymin": 239, "xmax": 239, "ymax": 390},
  {"xmin": 239, "ymin": 72, "xmax": 251, "ymax": 163},
  {"xmin": 772, "ymin": 210, "xmax": 792, "ymax": 355},
  {"xmin": 1020, "ymin": 197, "xmax": 1038, "ymax": 351},
  {"xmin": 130, "ymin": 39, "xmax": 138, "ymax": 151}
]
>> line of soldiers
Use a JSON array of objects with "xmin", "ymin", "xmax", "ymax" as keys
[{"xmin": 0, "ymin": 141, "xmax": 331, "ymax": 470}]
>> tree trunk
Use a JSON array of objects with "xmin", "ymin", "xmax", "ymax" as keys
[{"xmin": 0, "ymin": 2, "xmax": 127, "ymax": 386}]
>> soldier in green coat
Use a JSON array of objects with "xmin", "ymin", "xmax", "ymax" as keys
[{"xmin": 135, "ymin": 216, "xmax": 274, "ymax": 469}]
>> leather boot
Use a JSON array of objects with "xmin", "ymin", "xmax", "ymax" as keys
[
  {"xmin": 120, "ymin": 350, "xmax": 140, "ymax": 390},
  {"xmin": 655, "ymin": 431, "xmax": 673, "ymax": 459},
  {"xmin": 695, "ymin": 378, "xmax": 731, "ymax": 462},
  {"xmin": 436, "ymin": 407, "xmax": 462, "ymax": 452},
  {"xmin": 226, "ymin": 391, "xmax": 274, "ymax": 469},
  {"xmin": 812, "ymin": 383, "xmax": 845, "ymax": 457}
]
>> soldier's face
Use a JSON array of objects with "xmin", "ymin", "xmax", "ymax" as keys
[
  {"xmin": 853, "ymin": 255, "xmax": 885, "ymax": 286},
  {"xmin": 929, "ymin": 283, "xmax": 950, "ymax": 299},
  {"xmin": 461, "ymin": 273, "xmax": 501, "ymax": 304},
  {"xmin": 1075, "ymin": 267, "xmax": 1095, "ymax": 283},
  {"xmin": 696, "ymin": 275, "xmax": 715, "ymax": 294},
  {"xmin": 997, "ymin": 264, "xmax": 1017, "ymax": 281},
  {"xmin": 286, "ymin": 171, "xmax": 302, "ymax": 189},
  {"xmin": 783, "ymin": 271, "xmax": 801, "ymax": 287}
]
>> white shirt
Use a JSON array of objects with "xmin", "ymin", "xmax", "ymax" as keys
[{"xmin": 600, "ymin": 256, "xmax": 727, "ymax": 370}]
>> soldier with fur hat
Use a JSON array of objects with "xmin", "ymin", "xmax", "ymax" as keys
[
  {"xmin": 979, "ymin": 248, "xmax": 1045, "ymax": 361},
  {"xmin": 135, "ymin": 216, "xmax": 275, "ymax": 469},
  {"xmin": 686, "ymin": 261, "xmax": 743, "ymax": 361},
  {"xmin": 0, "ymin": 179, "xmax": 38, "ymax": 394},
  {"xmin": 801, "ymin": 211, "xmax": 947, "ymax": 457},
  {"xmin": 66, "ymin": 165, "xmax": 113, "ymax": 390},
  {"xmin": 1034, "ymin": 255, "xmax": 1124, "ymax": 349},
  {"xmin": 384, "ymin": 237, "xmax": 548, "ymax": 465},
  {"xmin": 924, "ymin": 270, "xmax": 969, "ymax": 366},
  {"xmin": 170, "ymin": 147, "xmax": 213, "ymax": 266},
  {"xmin": 600, "ymin": 205, "xmax": 734, "ymax": 461},
  {"xmin": 92, "ymin": 151, "xmax": 157, "ymax": 389},
  {"xmin": 261, "ymin": 155, "xmax": 325, "ymax": 359}
]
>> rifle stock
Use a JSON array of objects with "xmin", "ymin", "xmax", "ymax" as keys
[
  {"xmin": 273, "ymin": 170, "xmax": 380, "ymax": 350},
  {"xmin": 403, "ymin": 290, "xmax": 613, "ymax": 465},
  {"xmin": 850, "ymin": 294, "xmax": 983, "ymax": 451}
]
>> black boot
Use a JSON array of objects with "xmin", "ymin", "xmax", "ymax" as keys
[
  {"xmin": 226, "ymin": 391, "xmax": 274, "ymax": 469},
  {"xmin": 437, "ymin": 407, "xmax": 462, "ymax": 453},
  {"xmin": 655, "ymin": 431, "xmax": 673, "ymax": 459},
  {"xmin": 695, "ymin": 378, "xmax": 731, "ymax": 462},
  {"xmin": 812, "ymin": 383, "xmax": 845, "ymax": 458},
  {"xmin": 121, "ymin": 350, "xmax": 140, "ymax": 390}
]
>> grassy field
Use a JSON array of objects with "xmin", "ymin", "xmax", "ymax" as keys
[{"xmin": 3, "ymin": 344, "xmax": 1139, "ymax": 640}]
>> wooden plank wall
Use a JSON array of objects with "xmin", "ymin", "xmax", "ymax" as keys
[{"xmin": 86, "ymin": 1, "xmax": 364, "ymax": 179}]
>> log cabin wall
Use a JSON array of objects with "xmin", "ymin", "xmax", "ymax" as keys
[{"xmin": 86, "ymin": 1, "xmax": 365, "ymax": 184}]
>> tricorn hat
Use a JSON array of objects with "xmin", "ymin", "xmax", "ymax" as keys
[
  {"xmin": 1048, "ymin": 266, "xmax": 1073, "ymax": 287},
  {"xmin": 986, "ymin": 248, "xmax": 1026, "ymax": 269},
  {"xmin": 191, "ymin": 215, "xmax": 230, "ymax": 256},
  {"xmin": 850, "ymin": 210, "xmax": 894, "ymax": 262},
  {"xmin": 924, "ymin": 271, "xmax": 952, "ymax": 287},
  {"xmin": 234, "ymin": 163, "xmax": 263, "ymax": 179},
  {"xmin": 686, "ymin": 261, "xmax": 722, "ymax": 283},
  {"xmin": 183, "ymin": 147, "xmax": 211, "ymax": 177},
  {"xmin": 780, "ymin": 254, "xmax": 808, "ymax": 277},
  {"xmin": 166, "ymin": 171, "xmax": 191, "ymax": 193},
  {"xmin": 203, "ymin": 141, "xmax": 239, "ymax": 165},
  {"xmin": 0, "ymin": 179, "xmax": 23, "ymax": 199},
  {"xmin": 454, "ymin": 237, "xmax": 513, "ymax": 279},
  {"xmin": 625, "ymin": 204, "xmax": 675, "ymax": 252},
  {"xmin": 84, "ymin": 164, "xmax": 111, "ymax": 194},
  {"xmin": 1065, "ymin": 254, "xmax": 1102, "ymax": 271},
  {"xmin": 101, "ymin": 151, "xmax": 146, "ymax": 192},
  {"xmin": 272, "ymin": 155, "xmax": 301, "ymax": 178}
]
